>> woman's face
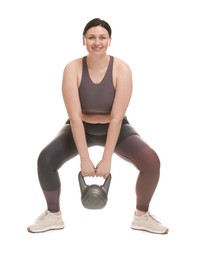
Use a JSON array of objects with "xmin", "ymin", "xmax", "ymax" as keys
[{"xmin": 83, "ymin": 26, "xmax": 111, "ymax": 56}]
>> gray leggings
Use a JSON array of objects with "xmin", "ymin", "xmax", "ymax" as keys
[{"xmin": 38, "ymin": 118, "xmax": 160, "ymax": 213}]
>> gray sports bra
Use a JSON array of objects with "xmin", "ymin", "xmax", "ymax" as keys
[{"xmin": 79, "ymin": 56, "xmax": 115, "ymax": 115}]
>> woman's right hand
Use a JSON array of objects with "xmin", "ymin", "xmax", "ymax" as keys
[{"xmin": 81, "ymin": 159, "xmax": 96, "ymax": 177}]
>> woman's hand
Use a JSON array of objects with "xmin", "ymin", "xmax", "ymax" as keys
[
  {"xmin": 81, "ymin": 159, "xmax": 96, "ymax": 177},
  {"xmin": 95, "ymin": 159, "xmax": 111, "ymax": 179}
]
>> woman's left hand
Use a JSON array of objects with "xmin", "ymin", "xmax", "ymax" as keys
[{"xmin": 95, "ymin": 159, "xmax": 111, "ymax": 179}]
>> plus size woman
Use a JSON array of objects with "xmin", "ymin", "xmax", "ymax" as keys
[{"xmin": 27, "ymin": 18, "xmax": 168, "ymax": 234}]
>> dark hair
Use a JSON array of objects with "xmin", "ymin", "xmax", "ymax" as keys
[{"xmin": 83, "ymin": 18, "xmax": 112, "ymax": 37}]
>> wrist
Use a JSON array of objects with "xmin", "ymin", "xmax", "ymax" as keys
[
  {"xmin": 102, "ymin": 153, "xmax": 112, "ymax": 161},
  {"xmin": 80, "ymin": 153, "xmax": 90, "ymax": 161}
]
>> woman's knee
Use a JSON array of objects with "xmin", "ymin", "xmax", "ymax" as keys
[
  {"xmin": 37, "ymin": 146, "xmax": 54, "ymax": 174},
  {"xmin": 37, "ymin": 147, "xmax": 61, "ymax": 191},
  {"xmin": 151, "ymin": 149, "xmax": 161, "ymax": 171},
  {"xmin": 135, "ymin": 147, "xmax": 161, "ymax": 175}
]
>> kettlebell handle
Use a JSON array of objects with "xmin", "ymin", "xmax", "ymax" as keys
[
  {"xmin": 78, "ymin": 171, "xmax": 111, "ymax": 193},
  {"xmin": 103, "ymin": 173, "xmax": 111, "ymax": 193}
]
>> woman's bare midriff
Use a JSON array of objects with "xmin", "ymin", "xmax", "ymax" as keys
[{"xmin": 81, "ymin": 113, "xmax": 111, "ymax": 124}]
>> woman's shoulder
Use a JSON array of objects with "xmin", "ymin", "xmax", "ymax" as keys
[
  {"xmin": 112, "ymin": 56, "xmax": 132, "ymax": 73},
  {"xmin": 65, "ymin": 57, "xmax": 83, "ymax": 68},
  {"xmin": 63, "ymin": 57, "xmax": 84, "ymax": 74}
]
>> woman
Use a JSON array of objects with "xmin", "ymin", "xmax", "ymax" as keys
[{"xmin": 27, "ymin": 18, "xmax": 168, "ymax": 234}]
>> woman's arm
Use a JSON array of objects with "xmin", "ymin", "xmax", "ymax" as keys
[
  {"xmin": 96, "ymin": 58, "xmax": 133, "ymax": 178},
  {"xmin": 62, "ymin": 60, "xmax": 95, "ymax": 176}
]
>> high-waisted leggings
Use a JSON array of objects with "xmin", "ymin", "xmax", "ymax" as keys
[{"xmin": 37, "ymin": 118, "xmax": 160, "ymax": 213}]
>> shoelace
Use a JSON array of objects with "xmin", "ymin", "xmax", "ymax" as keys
[
  {"xmin": 35, "ymin": 210, "xmax": 49, "ymax": 222},
  {"xmin": 148, "ymin": 212, "xmax": 161, "ymax": 224}
]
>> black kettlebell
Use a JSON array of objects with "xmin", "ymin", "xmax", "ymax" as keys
[{"xmin": 78, "ymin": 171, "xmax": 111, "ymax": 209}]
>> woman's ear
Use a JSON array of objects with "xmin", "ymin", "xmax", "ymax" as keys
[
  {"xmin": 82, "ymin": 37, "xmax": 86, "ymax": 45},
  {"xmin": 108, "ymin": 38, "xmax": 112, "ymax": 46}
]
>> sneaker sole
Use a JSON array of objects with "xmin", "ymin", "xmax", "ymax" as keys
[
  {"xmin": 131, "ymin": 225, "xmax": 169, "ymax": 234},
  {"xmin": 27, "ymin": 225, "xmax": 65, "ymax": 233}
]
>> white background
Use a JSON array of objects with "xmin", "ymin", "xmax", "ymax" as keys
[{"xmin": 0, "ymin": 0, "xmax": 198, "ymax": 259}]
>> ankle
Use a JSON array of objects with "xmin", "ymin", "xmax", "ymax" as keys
[
  {"xmin": 49, "ymin": 210, "xmax": 61, "ymax": 216},
  {"xmin": 135, "ymin": 210, "xmax": 146, "ymax": 217}
]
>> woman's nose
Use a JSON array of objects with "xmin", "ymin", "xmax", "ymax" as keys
[{"xmin": 94, "ymin": 37, "xmax": 101, "ymax": 45}]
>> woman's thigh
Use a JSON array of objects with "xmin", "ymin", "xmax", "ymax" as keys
[
  {"xmin": 115, "ymin": 134, "xmax": 150, "ymax": 162},
  {"xmin": 115, "ymin": 134, "xmax": 160, "ymax": 178},
  {"xmin": 38, "ymin": 124, "xmax": 78, "ymax": 171}
]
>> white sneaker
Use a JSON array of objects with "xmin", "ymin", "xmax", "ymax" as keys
[
  {"xmin": 131, "ymin": 211, "xmax": 168, "ymax": 234},
  {"xmin": 27, "ymin": 210, "xmax": 65, "ymax": 233}
]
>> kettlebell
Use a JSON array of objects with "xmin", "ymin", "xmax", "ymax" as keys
[{"xmin": 78, "ymin": 171, "xmax": 111, "ymax": 209}]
